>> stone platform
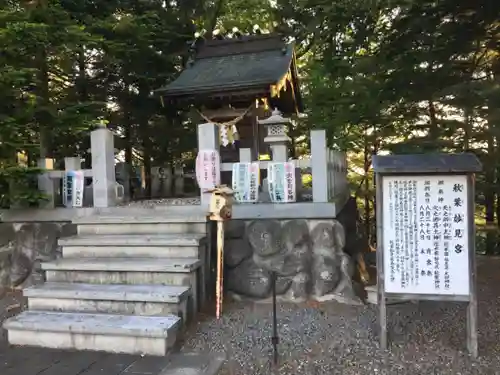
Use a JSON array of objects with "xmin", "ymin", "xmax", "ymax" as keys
[{"xmin": 0, "ymin": 347, "xmax": 225, "ymax": 375}]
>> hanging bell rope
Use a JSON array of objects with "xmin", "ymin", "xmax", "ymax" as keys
[{"xmin": 196, "ymin": 104, "xmax": 253, "ymax": 146}]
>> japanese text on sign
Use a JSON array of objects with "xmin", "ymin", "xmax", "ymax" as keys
[
  {"xmin": 232, "ymin": 163, "xmax": 260, "ymax": 203},
  {"xmin": 382, "ymin": 175, "xmax": 469, "ymax": 295},
  {"xmin": 195, "ymin": 149, "xmax": 221, "ymax": 190},
  {"xmin": 267, "ymin": 162, "xmax": 296, "ymax": 203}
]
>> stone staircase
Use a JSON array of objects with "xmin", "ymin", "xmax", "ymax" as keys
[{"xmin": 3, "ymin": 211, "xmax": 208, "ymax": 356}]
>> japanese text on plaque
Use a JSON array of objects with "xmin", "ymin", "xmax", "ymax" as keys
[{"xmin": 383, "ymin": 175, "xmax": 469, "ymax": 295}]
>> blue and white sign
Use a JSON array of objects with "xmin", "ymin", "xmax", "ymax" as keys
[
  {"xmin": 63, "ymin": 170, "xmax": 85, "ymax": 208},
  {"xmin": 267, "ymin": 162, "xmax": 296, "ymax": 203},
  {"xmin": 232, "ymin": 162, "xmax": 260, "ymax": 203}
]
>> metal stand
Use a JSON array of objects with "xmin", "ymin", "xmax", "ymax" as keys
[{"xmin": 271, "ymin": 271, "xmax": 279, "ymax": 365}]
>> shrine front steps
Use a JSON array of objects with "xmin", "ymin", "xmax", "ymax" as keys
[
  {"xmin": 41, "ymin": 257, "xmax": 202, "ymax": 315},
  {"xmin": 3, "ymin": 212, "xmax": 210, "ymax": 356},
  {"xmin": 74, "ymin": 214, "xmax": 207, "ymax": 235},
  {"xmin": 4, "ymin": 310, "xmax": 180, "ymax": 356},
  {"xmin": 24, "ymin": 282, "xmax": 191, "ymax": 322},
  {"xmin": 60, "ymin": 233, "xmax": 206, "ymax": 259}
]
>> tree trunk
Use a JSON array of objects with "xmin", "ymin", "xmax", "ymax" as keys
[
  {"xmin": 36, "ymin": 47, "xmax": 51, "ymax": 158},
  {"xmin": 138, "ymin": 84, "xmax": 152, "ymax": 198},
  {"xmin": 35, "ymin": 0, "xmax": 51, "ymax": 159},
  {"xmin": 485, "ymin": 112, "xmax": 496, "ymax": 255},
  {"xmin": 364, "ymin": 125, "xmax": 370, "ymax": 241}
]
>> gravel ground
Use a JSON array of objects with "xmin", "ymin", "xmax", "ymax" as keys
[
  {"xmin": 1, "ymin": 256, "xmax": 499, "ymax": 374},
  {"xmin": 182, "ymin": 256, "xmax": 500, "ymax": 375}
]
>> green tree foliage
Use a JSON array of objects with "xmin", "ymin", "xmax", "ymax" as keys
[{"xmin": 1, "ymin": 0, "xmax": 500, "ymax": 255}]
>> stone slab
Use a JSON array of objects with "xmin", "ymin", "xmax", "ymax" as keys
[
  {"xmin": 41, "ymin": 257, "xmax": 201, "ymax": 273},
  {"xmin": 3, "ymin": 311, "xmax": 180, "ymax": 338},
  {"xmin": 0, "ymin": 347, "xmax": 226, "ymax": 375},
  {"xmin": 158, "ymin": 352, "xmax": 226, "ymax": 375},
  {"xmin": 6, "ymin": 329, "xmax": 173, "ymax": 356},
  {"xmin": 227, "ymin": 201, "xmax": 346, "ymax": 219},
  {"xmin": 77, "ymin": 222, "xmax": 207, "ymax": 235},
  {"xmin": 62, "ymin": 245, "xmax": 201, "ymax": 259},
  {"xmin": 74, "ymin": 215, "xmax": 207, "ymax": 225},
  {"xmin": 27, "ymin": 297, "xmax": 188, "ymax": 322},
  {"xmin": 59, "ymin": 234, "xmax": 206, "ymax": 247},
  {"xmin": 0, "ymin": 206, "xmax": 204, "ymax": 223},
  {"xmin": 23, "ymin": 282, "xmax": 191, "ymax": 303}
]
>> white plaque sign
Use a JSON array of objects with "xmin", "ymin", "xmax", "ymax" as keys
[
  {"xmin": 382, "ymin": 175, "xmax": 469, "ymax": 295},
  {"xmin": 195, "ymin": 149, "xmax": 220, "ymax": 190},
  {"xmin": 267, "ymin": 162, "xmax": 296, "ymax": 203},
  {"xmin": 232, "ymin": 162, "xmax": 260, "ymax": 203},
  {"xmin": 72, "ymin": 170, "xmax": 85, "ymax": 208}
]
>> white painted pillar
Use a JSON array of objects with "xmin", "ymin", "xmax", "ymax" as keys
[
  {"xmin": 239, "ymin": 148, "xmax": 252, "ymax": 163},
  {"xmin": 91, "ymin": 127, "xmax": 117, "ymax": 207},
  {"xmin": 311, "ymin": 130, "xmax": 329, "ymax": 202},
  {"xmin": 37, "ymin": 158, "xmax": 56, "ymax": 208},
  {"xmin": 64, "ymin": 157, "xmax": 81, "ymax": 171},
  {"xmin": 197, "ymin": 123, "xmax": 220, "ymax": 208}
]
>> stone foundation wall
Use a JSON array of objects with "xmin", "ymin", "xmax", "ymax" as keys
[
  {"xmin": 224, "ymin": 198, "xmax": 366, "ymax": 304},
  {"xmin": 0, "ymin": 222, "xmax": 76, "ymax": 289}
]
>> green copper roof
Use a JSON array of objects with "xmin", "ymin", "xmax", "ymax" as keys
[{"xmin": 156, "ymin": 35, "xmax": 296, "ymax": 97}]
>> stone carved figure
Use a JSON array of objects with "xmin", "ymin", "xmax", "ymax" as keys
[
  {"xmin": 310, "ymin": 222, "xmax": 343, "ymax": 297},
  {"xmin": 0, "ymin": 222, "xmax": 76, "ymax": 290},
  {"xmin": 225, "ymin": 214, "xmax": 362, "ymax": 304}
]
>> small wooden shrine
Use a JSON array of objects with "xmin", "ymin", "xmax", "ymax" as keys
[{"xmin": 156, "ymin": 32, "xmax": 303, "ymax": 164}]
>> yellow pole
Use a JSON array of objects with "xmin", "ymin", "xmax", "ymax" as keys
[{"xmin": 216, "ymin": 220, "xmax": 225, "ymax": 319}]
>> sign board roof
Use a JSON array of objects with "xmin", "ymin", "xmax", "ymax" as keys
[{"xmin": 372, "ymin": 153, "xmax": 482, "ymax": 174}]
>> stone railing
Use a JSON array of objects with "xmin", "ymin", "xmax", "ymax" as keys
[
  {"xmin": 37, "ymin": 127, "xmax": 120, "ymax": 209},
  {"xmin": 197, "ymin": 120, "xmax": 349, "ymax": 205}
]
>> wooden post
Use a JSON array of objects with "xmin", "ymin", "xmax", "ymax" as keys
[
  {"xmin": 207, "ymin": 185, "xmax": 234, "ymax": 319},
  {"xmin": 375, "ymin": 172, "xmax": 388, "ymax": 350},
  {"xmin": 466, "ymin": 174, "xmax": 478, "ymax": 358}
]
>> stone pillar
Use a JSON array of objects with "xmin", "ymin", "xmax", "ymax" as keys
[
  {"xmin": 197, "ymin": 123, "xmax": 220, "ymax": 208},
  {"xmin": 90, "ymin": 127, "xmax": 117, "ymax": 208},
  {"xmin": 151, "ymin": 165, "xmax": 172, "ymax": 198},
  {"xmin": 37, "ymin": 158, "xmax": 56, "ymax": 208},
  {"xmin": 174, "ymin": 165, "xmax": 184, "ymax": 197},
  {"xmin": 310, "ymin": 130, "xmax": 329, "ymax": 202},
  {"xmin": 239, "ymin": 148, "xmax": 252, "ymax": 163},
  {"xmin": 115, "ymin": 162, "xmax": 130, "ymax": 200},
  {"xmin": 64, "ymin": 157, "xmax": 81, "ymax": 171}
]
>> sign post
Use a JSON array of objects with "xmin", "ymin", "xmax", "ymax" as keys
[
  {"xmin": 207, "ymin": 185, "xmax": 234, "ymax": 319},
  {"xmin": 372, "ymin": 153, "xmax": 481, "ymax": 358}
]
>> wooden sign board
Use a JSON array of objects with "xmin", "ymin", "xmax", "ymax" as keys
[{"xmin": 373, "ymin": 153, "xmax": 482, "ymax": 359}]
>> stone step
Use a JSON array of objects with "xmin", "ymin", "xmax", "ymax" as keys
[
  {"xmin": 3, "ymin": 310, "xmax": 181, "ymax": 356},
  {"xmin": 75, "ymin": 215, "xmax": 207, "ymax": 235},
  {"xmin": 42, "ymin": 257, "xmax": 201, "ymax": 273},
  {"xmin": 60, "ymin": 234, "xmax": 205, "ymax": 259},
  {"xmin": 42, "ymin": 258, "xmax": 202, "ymax": 313},
  {"xmin": 24, "ymin": 283, "xmax": 190, "ymax": 322}
]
